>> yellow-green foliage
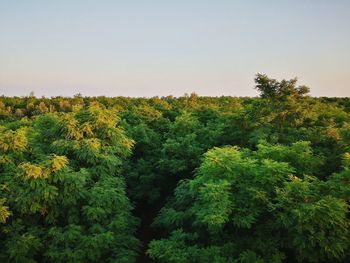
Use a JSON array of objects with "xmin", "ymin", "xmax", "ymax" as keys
[
  {"xmin": 61, "ymin": 114, "xmax": 84, "ymax": 140},
  {"xmin": 19, "ymin": 163, "xmax": 48, "ymax": 180},
  {"xmin": 87, "ymin": 102, "xmax": 118, "ymax": 129},
  {"xmin": 51, "ymin": 155, "xmax": 68, "ymax": 172},
  {"xmin": 0, "ymin": 127, "xmax": 28, "ymax": 152},
  {"xmin": 83, "ymin": 138, "xmax": 101, "ymax": 152},
  {"xmin": 0, "ymin": 199, "xmax": 11, "ymax": 223},
  {"xmin": 342, "ymin": 152, "xmax": 350, "ymax": 168},
  {"xmin": 0, "ymin": 104, "xmax": 139, "ymax": 262}
]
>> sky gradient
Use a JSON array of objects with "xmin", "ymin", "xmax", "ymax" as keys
[{"xmin": 0, "ymin": 0, "xmax": 349, "ymax": 97}]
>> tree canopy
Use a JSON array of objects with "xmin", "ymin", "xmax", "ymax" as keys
[{"xmin": 0, "ymin": 75, "xmax": 349, "ymax": 262}]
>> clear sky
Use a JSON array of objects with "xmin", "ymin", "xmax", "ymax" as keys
[{"xmin": 0, "ymin": 0, "xmax": 349, "ymax": 97}]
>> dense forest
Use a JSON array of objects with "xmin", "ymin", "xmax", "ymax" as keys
[{"xmin": 0, "ymin": 75, "xmax": 350, "ymax": 263}]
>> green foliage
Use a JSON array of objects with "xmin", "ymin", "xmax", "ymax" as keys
[
  {"xmin": 0, "ymin": 104, "xmax": 139, "ymax": 262},
  {"xmin": 149, "ymin": 143, "xmax": 350, "ymax": 262},
  {"xmin": 1, "ymin": 75, "xmax": 350, "ymax": 262},
  {"xmin": 255, "ymin": 74, "xmax": 310, "ymax": 100},
  {"xmin": 272, "ymin": 176, "xmax": 349, "ymax": 262}
]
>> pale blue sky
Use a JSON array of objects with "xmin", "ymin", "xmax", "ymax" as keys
[{"xmin": 0, "ymin": 0, "xmax": 349, "ymax": 97}]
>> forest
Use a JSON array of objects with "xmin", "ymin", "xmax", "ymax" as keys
[{"xmin": 0, "ymin": 74, "xmax": 350, "ymax": 263}]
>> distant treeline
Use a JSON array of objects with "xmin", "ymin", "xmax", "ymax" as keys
[{"xmin": 1, "ymin": 75, "xmax": 350, "ymax": 263}]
